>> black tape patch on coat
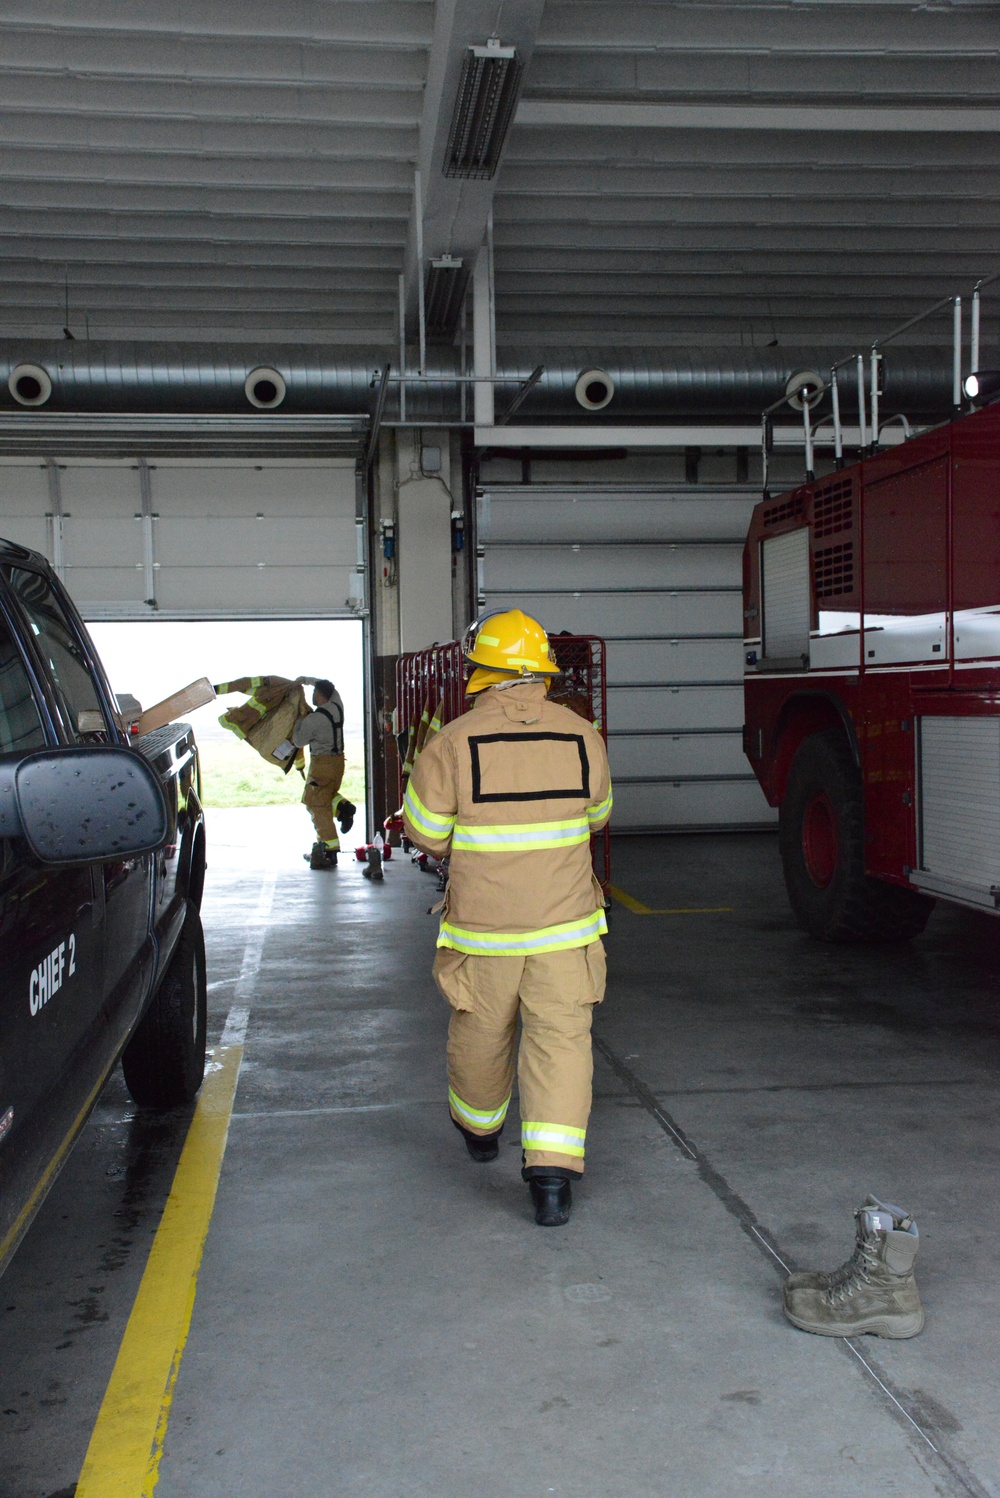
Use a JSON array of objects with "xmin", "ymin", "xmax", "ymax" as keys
[{"xmin": 469, "ymin": 733, "xmax": 589, "ymax": 803}]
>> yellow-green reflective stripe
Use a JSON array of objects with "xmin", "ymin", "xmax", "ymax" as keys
[
  {"xmin": 448, "ymin": 1088, "xmax": 510, "ymax": 1130},
  {"xmin": 588, "ymin": 789, "xmax": 613, "ymax": 823},
  {"xmin": 522, "ymin": 1122, "xmax": 586, "ymax": 1157},
  {"xmin": 452, "ymin": 818, "xmax": 589, "ymax": 852},
  {"xmin": 478, "ymin": 633, "xmax": 500, "ymax": 647},
  {"xmin": 403, "ymin": 783, "xmax": 456, "ymax": 839},
  {"xmin": 436, "ymin": 910, "xmax": 607, "ymax": 955}
]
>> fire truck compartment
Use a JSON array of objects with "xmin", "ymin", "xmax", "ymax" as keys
[
  {"xmin": 864, "ymin": 612, "xmax": 947, "ymax": 666},
  {"xmin": 761, "ymin": 529, "xmax": 810, "ymax": 663},
  {"xmin": 915, "ymin": 716, "xmax": 1000, "ymax": 908},
  {"xmin": 954, "ymin": 606, "xmax": 1000, "ymax": 661}
]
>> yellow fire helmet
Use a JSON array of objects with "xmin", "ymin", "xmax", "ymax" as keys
[{"xmin": 463, "ymin": 608, "xmax": 559, "ymax": 694}]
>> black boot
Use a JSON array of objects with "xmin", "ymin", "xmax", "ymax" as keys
[
  {"xmin": 452, "ymin": 1117, "xmax": 501, "ymax": 1162},
  {"xmin": 305, "ymin": 842, "xmax": 337, "ymax": 870},
  {"xmin": 337, "ymin": 799, "xmax": 357, "ymax": 834},
  {"xmin": 528, "ymin": 1175, "xmax": 573, "ymax": 1227},
  {"xmin": 362, "ymin": 846, "xmax": 383, "ymax": 881}
]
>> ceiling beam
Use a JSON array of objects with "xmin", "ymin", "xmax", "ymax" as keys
[
  {"xmin": 401, "ymin": 0, "xmax": 546, "ymax": 344},
  {"xmin": 516, "ymin": 102, "xmax": 1000, "ymax": 133}
]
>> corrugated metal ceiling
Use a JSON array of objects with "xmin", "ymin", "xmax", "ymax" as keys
[{"xmin": 0, "ymin": 0, "xmax": 995, "ymax": 357}]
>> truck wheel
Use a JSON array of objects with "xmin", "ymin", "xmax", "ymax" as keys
[
  {"xmin": 780, "ymin": 730, "xmax": 934, "ymax": 943},
  {"xmin": 122, "ymin": 901, "xmax": 207, "ymax": 1108}
]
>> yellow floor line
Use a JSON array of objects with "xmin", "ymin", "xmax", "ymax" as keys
[
  {"xmin": 75, "ymin": 1043, "xmax": 244, "ymax": 1498},
  {"xmin": 609, "ymin": 883, "xmax": 733, "ymax": 916}
]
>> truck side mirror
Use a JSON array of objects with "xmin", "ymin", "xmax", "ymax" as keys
[{"xmin": 0, "ymin": 746, "xmax": 168, "ymax": 865}]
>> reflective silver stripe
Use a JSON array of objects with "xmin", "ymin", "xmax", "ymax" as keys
[
  {"xmin": 437, "ymin": 910, "xmax": 607, "ymax": 955},
  {"xmin": 522, "ymin": 1122, "xmax": 586, "ymax": 1157},
  {"xmin": 449, "ymin": 1087, "xmax": 510, "ymax": 1129},
  {"xmin": 403, "ymin": 783, "xmax": 455, "ymax": 840},
  {"xmin": 588, "ymin": 788, "xmax": 613, "ymax": 824},
  {"xmin": 452, "ymin": 818, "xmax": 589, "ymax": 852}
]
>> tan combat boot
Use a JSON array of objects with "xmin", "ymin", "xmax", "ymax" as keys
[{"xmin": 783, "ymin": 1197, "xmax": 925, "ymax": 1339}]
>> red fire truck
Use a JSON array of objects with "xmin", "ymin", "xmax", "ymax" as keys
[{"xmin": 743, "ymin": 398, "xmax": 1000, "ymax": 941}]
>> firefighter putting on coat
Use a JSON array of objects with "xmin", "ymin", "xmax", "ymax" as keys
[
  {"xmin": 214, "ymin": 674, "xmax": 356, "ymax": 869},
  {"xmin": 402, "ymin": 610, "xmax": 612, "ymax": 1228},
  {"xmin": 292, "ymin": 677, "xmax": 356, "ymax": 869}
]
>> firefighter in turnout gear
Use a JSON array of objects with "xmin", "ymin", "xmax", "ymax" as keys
[
  {"xmin": 403, "ymin": 610, "xmax": 612, "ymax": 1227},
  {"xmin": 291, "ymin": 677, "xmax": 357, "ymax": 869}
]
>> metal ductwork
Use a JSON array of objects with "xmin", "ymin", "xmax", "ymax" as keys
[
  {"xmin": 0, "ymin": 340, "xmax": 962, "ymax": 424},
  {"xmin": 0, "ymin": 343, "xmax": 378, "ymax": 416},
  {"xmin": 509, "ymin": 347, "xmax": 959, "ymax": 423}
]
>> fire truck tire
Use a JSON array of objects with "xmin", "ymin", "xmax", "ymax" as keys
[
  {"xmin": 122, "ymin": 901, "xmax": 208, "ymax": 1107},
  {"xmin": 780, "ymin": 730, "xmax": 934, "ymax": 943}
]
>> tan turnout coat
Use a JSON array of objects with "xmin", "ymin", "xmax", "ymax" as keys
[{"xmin": 403, "ymin": 680, "xmax": 612, "ymax": 955}]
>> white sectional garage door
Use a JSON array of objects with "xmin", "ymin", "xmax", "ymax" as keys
[
  {"xmin": 0, "ymin": 458, "xmax": 359, "ymax": 620},
  {"xmin": 477, "ymin": 484, "xmax": 776, "ymax": 831}
]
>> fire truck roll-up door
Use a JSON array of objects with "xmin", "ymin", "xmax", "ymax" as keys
[
  {"xmin": 761, "ymin": 528, "xmax": 811, "ymax": 667},
  {"xmin": 0, "ymin": 458, "xmax": 359, "ymax": 619},
  {"xmin": 915, "ymin": 717, "xmax": 1000, "ymax": 911},
  {"xmin": 477, "ymin": 484, "xmax": 775, "ymax": 830}
]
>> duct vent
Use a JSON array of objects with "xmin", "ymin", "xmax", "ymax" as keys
[
  {"xmin": 763, "ymin": 492, "xmax": 805, "ymax": 528},
  {"xmin": 245, "ymin": 367, "xmax": 286, "ymax": 409},
  {"xmin": 574, "ymin": 369, "xmax": 615, "ymax": 411},
  {"xmin": 814, "ymin": 541, "xmax": 855, "ymax": 599},
  {"xmin": 785, "ymin": 368, "xmax": 825, "ymax": 411},
  {"xmin": 813, "ymin": 477, "xmax": 855, "ymax": 538},
  {"xmin": 444, "ymin": 41, "xmax": 522, "ymax": 180},
  {"xmin": 8, "ymin": 363, "xmax": 52, "ymax": 407}
]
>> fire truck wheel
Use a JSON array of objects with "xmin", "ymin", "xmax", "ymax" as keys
[
  {"xmin": 122, "ymin": 901, "xmax": 208, "ymax": 1107},
  {"xmin": 780, "ymin": 730, "xmax": 934, "ymax": 943}
]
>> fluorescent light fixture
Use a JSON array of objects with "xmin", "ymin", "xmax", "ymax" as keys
[
  {"xmin": 444, "ymin": 39, "xmax": 523, "ymax": 179},
  {"xmin": 964, "ymin": 370, "xmax": 1000, "ymax": 404},
  {"xmin": 424, "ymin": 255, "xmax": 469, "ymax": 340}
]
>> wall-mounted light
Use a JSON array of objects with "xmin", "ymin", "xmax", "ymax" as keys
[
  {"xmin": 575, "ymin": 369, "xmax": 615, "ymax": 411},
  {"xmin": 245, "ymin": 367, "xmax": 286, "ymax": 409},
  {"xmin": 8, "ymin": 362, "xmax": 52, "ymax": 406},
  {"xmin": 444, "ymin": 39, "xmax": 523, "ymax": 180},
  {"xmin": 964, "ymin": 370, "xmax": 1000, "ymax": 405},
  {"xmin": 425, "ymin": 255, "xmax": 469, "ymax": 340}
]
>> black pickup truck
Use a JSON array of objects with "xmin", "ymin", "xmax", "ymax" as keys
[{"xmin": 0, "ymin": 538, "xmax": 207, "ymax": 1274}]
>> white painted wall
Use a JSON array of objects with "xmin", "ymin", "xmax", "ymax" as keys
[{"xmin": 395, "ymin": 431, "xmax": 455, "ymax": 653}]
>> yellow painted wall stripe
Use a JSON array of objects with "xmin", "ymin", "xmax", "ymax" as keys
[
  {"xmin": 609, "ymin": 883, "xmax": 733, "ymax": 916},
  {"xmin": 74, "ymin": 1042, "xmax": 244, "ymax": 1498}
]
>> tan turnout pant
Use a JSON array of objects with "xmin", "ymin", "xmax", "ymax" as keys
[
  {"xmin": 302, "ymin": 752, "xmax": 346, "ymax": 848},
  {"xmin": 433, "ymin": 942, "xmax": 607, "ymax": 1174}
]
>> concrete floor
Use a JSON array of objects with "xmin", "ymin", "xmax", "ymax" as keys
[{"xmin": 2, "ymin": 807, "xmax": 1000, "ymax": 1497}]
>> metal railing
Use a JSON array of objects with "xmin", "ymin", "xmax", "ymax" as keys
[{"xmin": 761, "ymin": 266, "xmax": 1000, "ymax": 495}]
